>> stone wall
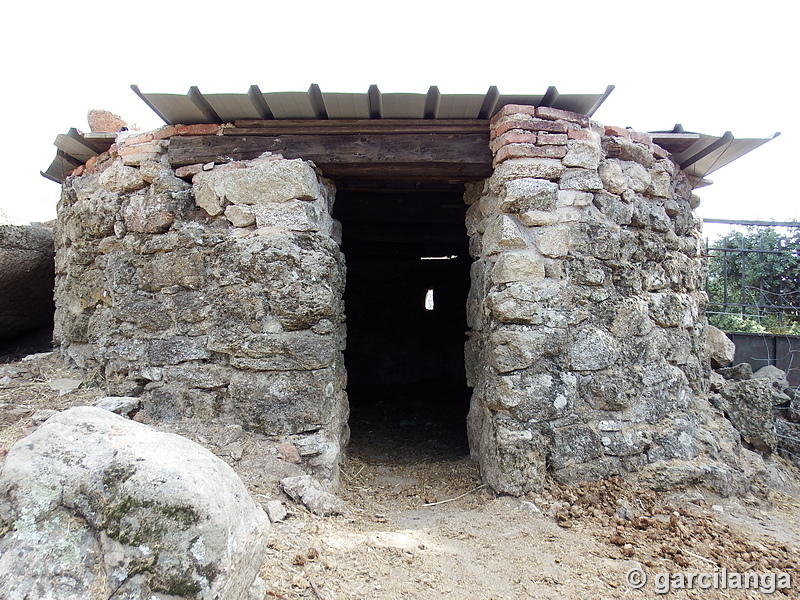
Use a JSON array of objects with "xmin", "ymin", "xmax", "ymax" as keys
[
  {"xmin": 55, "ymin": 141, "xmax": 348, "ymax": 480},
  {"xmin": 54, "ymin": 111, "xmax": 774, "ymax": 495},
  {"xmin": 464, "ymin": 105, "xmax": 745, "ymax": 494}
]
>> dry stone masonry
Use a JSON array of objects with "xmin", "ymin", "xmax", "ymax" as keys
[
  {"xmin": 55, "ymin": 132, "xmax": 348, "ymax": 481},
  {"xmin": 463, "ymin": 105, "xmax": 752, "ymax": 495},
  {"xmin": 53, "ymin": 108, "xmax": 778, "ymax": 495}
]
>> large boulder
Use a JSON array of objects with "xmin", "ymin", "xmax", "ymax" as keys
[
  {"xmin": 0, "ymin": 406, "xmax": 269, "ymax": 600},
  {"xmin": 0, "ymin": 224, "xmax": 55, "ymax": 343},
  {"xmin": 707, "ymin": 324, "xmax": 735, "ymax": 368},
  {"xmin": 711, "ymin": 379, "xmax": 777, "ymax": 454}
]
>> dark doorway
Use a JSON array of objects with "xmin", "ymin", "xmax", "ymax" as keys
[{"xmin": 334, "ymin": 182, "xmax": 472, "ymax": 460}]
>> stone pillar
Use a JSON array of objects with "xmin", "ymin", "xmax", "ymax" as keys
[
  {"xmin": 55, "ymin": 144, "xmax": 348, "ymax": 481},
  {"xmin": 465, "ymin": 105, "xmax": 708, "ymax": 494}
]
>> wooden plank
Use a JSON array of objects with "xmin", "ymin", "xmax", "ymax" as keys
[
  {"xmin": 230, "ymin": 119, "xmax": 489, "ymax": 135},
  {"xmin": 167, "ymin": 133, "xmax": 493, "ymax": 181}
]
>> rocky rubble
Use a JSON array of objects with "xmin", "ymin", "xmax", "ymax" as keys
[{"xmin": 707, "ymin": 352, "xmax": 800, "ymax": 469}]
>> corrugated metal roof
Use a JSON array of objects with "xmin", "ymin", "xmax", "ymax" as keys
[
  {"xmin": 42, "ymin": 85, "xmax": 778, "ymax": 187},
  {"xmin": 651, "ymin": 125, "xmax": 781, "ymax": 188},
  {"xmin": 131, "ymin": 84, "xmax": 616, "ymax": 124}
]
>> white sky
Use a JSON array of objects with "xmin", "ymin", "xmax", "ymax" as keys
[{"xmin": 1, "ymin": 0, "xmax": 796, "ymax": 244}]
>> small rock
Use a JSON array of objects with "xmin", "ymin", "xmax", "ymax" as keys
[
  {"xmin": 518, "ymin": 500, "xmax": 543, "ymax": 517},
  {"xmin": 616, "ymin": 498, "xmax": 637, "ymax": 521},
  {"xmin": 48, "ymin": 378, "xmax": 82, "ymax": 395},
  {"xmin": 94, "ymin": 396, "xmax": 141, "ymax": 417},
  {"xmin": 609, "ymin": 534, "xmax": 626, "ymax": 545},
  {"xmin": 266, "ymin": 500, "xmax": 288, "ymax": 523},
  {"xmin": 228, "ymin": 443, "xmax": 244, "ymax": 461},
  {"xmin": 280, "ymin": 474, "xmax": 349, "ymax": 516},
  {"xmin": 214, "ymin": 424, "xmax": 244, "ymax": 447},
  {"xmin": 21, "ymin": 352, "xmax": 53, "ymax": 362},
  {"xmin": 753, "ymin": 365, "xmax": 790, "ymax": 391},
  {"xmin": 278, "ymin": 442, "xmax": 303, "ymax": 464},
  {"xmin": 0, "ymin": 377, "xmax": 12, "ymax": 389},
  {"xmin": 716, "ymin": 363, "xmax": 753, "ymax": 381}
]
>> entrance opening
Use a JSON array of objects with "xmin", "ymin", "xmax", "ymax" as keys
[{"xmin": 334, "ymin": 181, "xmax": 472, "ymax": 461}]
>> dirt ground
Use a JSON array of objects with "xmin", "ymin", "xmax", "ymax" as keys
[{"xmin": 2, "ymin": 352, "xmax": 800, "ymax": 599}]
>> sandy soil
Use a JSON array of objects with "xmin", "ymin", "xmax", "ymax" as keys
[{"xmin": 2, "ymin": 352, "xmax": 799, "ymax": 599}]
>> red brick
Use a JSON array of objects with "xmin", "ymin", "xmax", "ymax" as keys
[
  {"xmin": 87, "ymin": 109, "xmax": 128, "ymax": 133},
  {"xmin": 492, "ymin": 116, "xmax": 568, "ymax": 138},
  {"xmin": 489, "ymin": 104, "xmax": 538, "ymax": 125},
  {"xmin": 535, "ymin": 106, "xmax": 590, "ymax": 127},
  {"xmin": 175, "ymin": 123, "xmax": 221, "ymax": 136},
  {"xmin": 536, "ymin": 133, "xmax": 567, "ymax": 146},
  {"xmin": 152, "ymin": 125, "xmax": 179, "ymax": 140},
  {"xmin": 71, "ymin": 165, "xmax": 85, "ymax": 177},
  {"xmin": 489, "ymin": 131, "xmax": 538, "ymax": 153},
  {"xmin": 85, "ymin": 155, "xmax": 98, "ymax": 169},
  {"xmin": 567, "ymin": 128, "xmax": 595, "ymax": 141},
  {"xmin": 494, "ymin": 143, "xmax": 567, "ymax": 165},
  {"xmin": 491, "ymin": 117, "xmax": 535, "ymax": 139},
  {"xmin": 604, "ymin": 125, "xmax": 630, "ymax": 138},
  {"xmin": 175, "ymin": 163, "xmax": 205, "ymax": 178},
  {"xmin": 122, "ymin": 132, "xmax": 154, "ymax": 146}
]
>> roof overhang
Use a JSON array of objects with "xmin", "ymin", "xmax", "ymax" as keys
[
  {"xmin": 130, "ymin": 84, "xmax": 615, "ymax": 124},
  {"xmin": 42, "ymin": 85, "xmax": 778, "ymax": 188},
  {"xmin": 650, "ymin": 124, "xmax": 780, "ymax": 188}
]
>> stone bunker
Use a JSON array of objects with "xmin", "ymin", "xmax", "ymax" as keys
[{"xmin": 50, "ymin": 88, "xmax": 780, "ymax": 495}]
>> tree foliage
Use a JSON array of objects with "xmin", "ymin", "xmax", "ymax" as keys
[{"xmin": 706, "ymin": 227, "xmax": 800, "ymax": 333}]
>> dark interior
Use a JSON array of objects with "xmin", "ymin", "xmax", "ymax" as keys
[{"xmin": 333, "ymin": 181, "xmax": 472, "ymax": 459}]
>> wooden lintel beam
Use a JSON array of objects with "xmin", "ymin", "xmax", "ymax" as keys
[
  {"xmin": 229, "ymin": 119, "xmax": 490, "ymax": 135},
  {"xmin": 168, "ymin": 133, "xmax": 493, "ymax": 182}
]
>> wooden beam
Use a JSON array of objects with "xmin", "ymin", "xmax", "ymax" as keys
[
  {"xmin": 229, "ymin": 119, "xmax": 489, "ymax": 135},
  {"xmin": 168, "ymin": 133, "xmax": 493, "ymax": 181}
]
